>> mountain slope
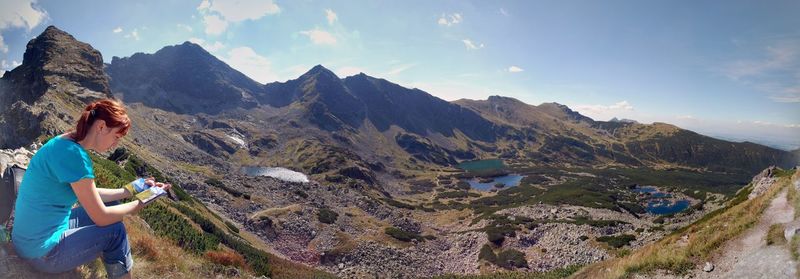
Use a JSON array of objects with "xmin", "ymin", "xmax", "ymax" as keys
[{"xmin": 106, "ymin": 42, "xmax": 261, "ymax": 114}]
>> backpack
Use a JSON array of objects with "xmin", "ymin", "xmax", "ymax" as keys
[{"xmin": 1, "ymin": 165, "xmax": 26, "ymax": 228}]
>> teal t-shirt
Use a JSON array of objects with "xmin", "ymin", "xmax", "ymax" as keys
[{"xmin": 12, "ymin": 135, "xmax": 95, "ymax": 259}]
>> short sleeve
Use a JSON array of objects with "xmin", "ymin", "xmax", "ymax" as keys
[{"xmin": 50, "ymin": 143, "xmax": 95, "ymax": 184}]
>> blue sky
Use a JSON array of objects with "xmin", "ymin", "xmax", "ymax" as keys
[{"xmin": 1, "ymin": 0, "xmax": 799, "ymax": 150}]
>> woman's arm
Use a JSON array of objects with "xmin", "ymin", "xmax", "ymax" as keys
[
  {"xmin": 72, "ymin": 178, "xmax": 144, "ymax": 226},
  {"xmin": 96, "ymin": 187, "xmax": 132, "ymax": 202}
]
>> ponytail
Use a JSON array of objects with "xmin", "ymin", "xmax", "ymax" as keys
[{"xmin": 73, "ymin": 99, "xmax": 131, "ymax": 142}]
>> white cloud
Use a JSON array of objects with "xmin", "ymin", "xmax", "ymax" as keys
[
  {"xmin": 721, "ymin": 45, "xmax": 796, "ymax": 80},
  {"xmin": 0, "ymin": 36, "xmax": 7, "ymax": 53},
  {"xmin": 0, "ymin": 0, "xmax": 47, "ymax": 30},
  {"xmin": 197, "ymin": 0, "xmax": 280, "ymax": 35},
  {"xmin": 198, "ymin": 0, "xmax": 280, "ymax": 22},
  {"xmin": 220, "ymin": 46, "xmax": 277, "ymax": 83},
  {"xmin": 438, "ymin": 13, "xmax": 462, "ymax": 26},
  {"xmin": 325, "ymin": 9, "xmax": 338, "ymax": 25},
  {"xmin": 769, "ymin": 86, "xmax": 800, "ymax": 103},
  {"xmin": 1, "ymin": 60, "xmax": 20, "ymax": 71},
  {"xmin": 123, "ymin": 28, "xmax": 140, "ymax": 40},
  {"xmin": 113, "ymin": 27, "xmax": 123, "ymax": 33},
  {"xmin": 300, "ymin": 29, "xmax": 337, "ymax": 45},
  {"xmin": 177, "ymin": 24, "xmax": 193, "ymax": 32},
  {"xmin": 573, "ymin": 101, "xmax": 635, "ymax": 121},
  {"xmin": 508, "ymin": 66, "xmax": 523, "ymax": 73},
  {"xmin": 188, "ymin": 37, "xmax": 226, "ymax": 52},
  {"xmin": 336, "ymin": 66, "xmax": 366, "ymax": 77},
  {"xmin": 202, "ymin": 15, "xmax": 229, "ymax": 35},
  {"xmin": 462, "ymin": 39, "xmax": 484, "ymax": 50}
]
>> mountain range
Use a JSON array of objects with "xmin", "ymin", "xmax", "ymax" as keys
[{"xmin": 2, "ymin": 25, "xmax": 800, "ymax": 278}]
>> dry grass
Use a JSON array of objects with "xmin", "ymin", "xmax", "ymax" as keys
[
  {"xmin": 766, "ymin": 224, "xmax": 787, "ymax": 246},
  {"xmin": 204, "ymin": 249, "xmax": 247, "ymax": 269},
  {"xmin": 571, "ymin": 175, "xmax": 790, "ymax": 279}
]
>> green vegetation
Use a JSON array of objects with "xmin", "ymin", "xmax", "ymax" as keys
[
  {"xmin": 205, "ymin": 178, "xmax": 251, "ymax": 199},
  {"xmin": 496, "ymin": 249, "xmax": 529, "ymax": 269},
  {"xmin": 91, "ymin": 148, "xmax": 274, "ymax": 276},
  {"xmin": 436, "ymin": 191, "xmax": 480, "ymax": 199},
  {"xmin": 384, "ymin": 227, "xmax": 424, "ymax": 242},
  {"xmin": 573, "ymin": 170, "xmax": 791, "ymax": 278},
  {"xmin": 478, "ymin": 244, "xmax": 496, "ymax": 263},
  {"xmin": 458, "ymin": 159, "xmax": 505, "ymax": 172},
  {"xmin": 596, "ymin": 234, "xmax": 636, "ymax": 249},
  {"xmin": 317, "ymin": 208, "xmax": 339, "ymax": 224}
]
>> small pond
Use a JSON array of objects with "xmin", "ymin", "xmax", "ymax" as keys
[
  {"xmin": 467, "ymin": 174, "xmax": 524, "ymax": 191},
  {"xmin": 632, "ymin": 186, "xmax": 691, "ymax": 215}
]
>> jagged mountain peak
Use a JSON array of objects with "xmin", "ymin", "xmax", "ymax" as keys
[
  {"xmin": 107, "ymin": 41, "xmax": 262, "ymax": 114},
  {"xmin": 300, "ymin": 64, "xmax": 339, "ymax": 80},
  {"xmin": 0, "ymin": 25, "xmax": 110, "ymax": 148}
]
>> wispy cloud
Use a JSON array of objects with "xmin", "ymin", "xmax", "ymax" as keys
[
  {"xmin": 499, "ymin": 8, "xmax": 509, "ymax": 17},
  {"xmin": 123, "ymin": 28, "xmax": 140, "ymax": 40},
  {"xmin": 438, "ymin": 13, "xmax": 462, "ymax": 26},
  {"xmin": 300, "ymin": 29, "xmax": 337, "ymax": 45},
  {"xmin": 197, "ymin": 0, "xmax": 280, "ymax": 35},
  {"xmin": 462, "ymin": 39, "xmax": 484, "ymax": 50},
  {"xmin": 720, "ymin": 41, "xmax": 800, "ymax": 103},
  {"xmin": 508, "ymin": 66, "xmax": 523, "ymax": 73},
  {"xmin": 112, "ymin": 27, "xmax": 123, "ymax": 33},
  {"xmin": 573, "ymin": 101, "xmax": 634, "ymax": 121},
  {"xmin": 384, "ymin": 63, "xmax": 416, "ymax": 76},
  {"xmin": 1, "ymin": 60, "xmax": 21, "ymax": 71},
  {"xmin": 325, "ymin": 9, "xmax": 338, "ymax": 25}
]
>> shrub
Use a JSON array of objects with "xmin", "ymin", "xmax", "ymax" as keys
[
  {"xmin": 385, "ymin": 227, "xmax": 424, "ymax": 242},
  {"xmin": 318, "ymin": 208, "xmax": 339, "ymax": 224},
  {"xmin": 496, "ymin": 249, "xmax": 528, "ymax": 269},
  {"xmin": 294, "ymin": 190, "xmax": 309, "ymax": 199},
  {"xmin": 478, "ymin": 244, "xmax": 496, "ymax": 263},
  {"xmin": 596, "ymin": 234, "xmax": 636, "ymax": 248}
]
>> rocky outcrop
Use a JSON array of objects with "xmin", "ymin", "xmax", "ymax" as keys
[
  {"xmin": 748, "ymin": 166, "xmax": 778, "ymax": 200},
  {"xmin": 0, "ymin": 26, "xmax": 110, "ymax": 149}
]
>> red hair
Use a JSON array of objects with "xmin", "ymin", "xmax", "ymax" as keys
[{"xmin": 73, "ymin": 99, "xmax": 131, "ymax": 142}]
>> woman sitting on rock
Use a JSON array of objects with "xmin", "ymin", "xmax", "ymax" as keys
[{"xmin": 12, "ymin": 98, "xmax": 170, "ymax": 279}]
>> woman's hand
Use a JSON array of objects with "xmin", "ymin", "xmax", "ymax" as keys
[{"xmin": 146, "ymin": 177, "xmax": 172, "ymax": 192}]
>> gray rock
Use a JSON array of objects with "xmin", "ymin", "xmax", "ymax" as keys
[{"xmin": 703, "ymin": 262, "xmax": 714, "ymax": 272}]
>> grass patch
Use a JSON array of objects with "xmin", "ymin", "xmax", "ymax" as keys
[{"xmin": 766, "ymin": 223, "xmax": 787, "ymax": 246}]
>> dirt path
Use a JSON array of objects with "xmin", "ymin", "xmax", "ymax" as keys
[{"xmin": 693, "ymin": 188, "xmax": 796, "ymax": 279}]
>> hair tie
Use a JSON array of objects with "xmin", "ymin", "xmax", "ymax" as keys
[{"xmin": 89, "ymin": 109, "xmax": 96, "ymax": 117}]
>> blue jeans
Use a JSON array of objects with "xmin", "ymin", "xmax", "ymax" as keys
[{"xmin": 25, "ymin": 206, "xmax": 133, "ymax": 278}]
